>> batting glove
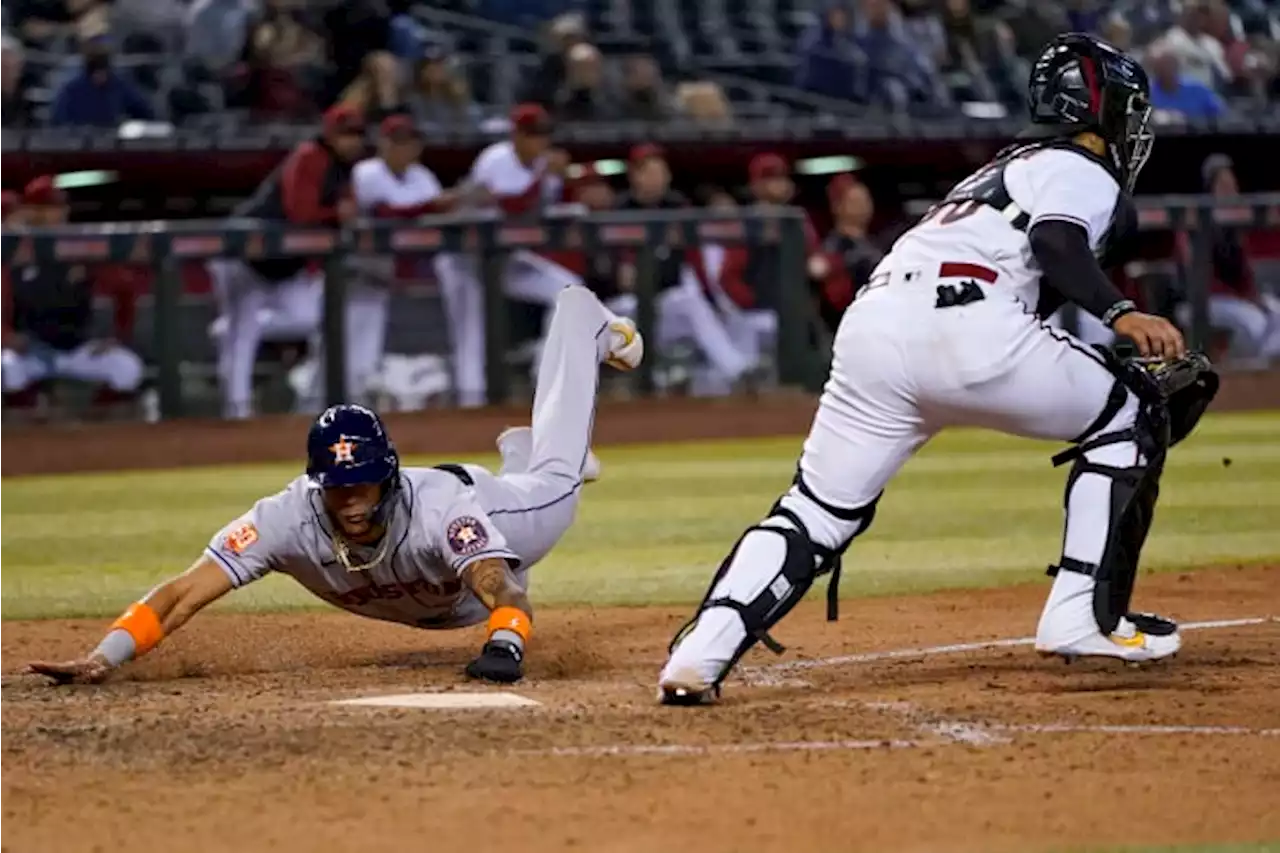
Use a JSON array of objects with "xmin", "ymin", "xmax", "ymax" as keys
[{"xmin": 465, "ymin": 639, "xmax": 524, "ymax": 684}]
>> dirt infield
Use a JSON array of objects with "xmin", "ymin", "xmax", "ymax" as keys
[
  {"xmin": 3, "ymin": 565, "xmax": 1277, "ymax": 853},
  {"xmin": 5, "ymin": 368, "xmax": 1280, "ymax": 477}
]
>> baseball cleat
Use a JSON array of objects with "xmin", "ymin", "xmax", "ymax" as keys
[
  {"xmin": 604, "ymin": 318, "xmax": 644, "ymax": 371},
  {"xmin": 1035, "ymin": 616, "xmax": 1181, "ymax": 663},
  {"xmin": 657, "ymin": 669, "xmax": 720, "ymax": 707}
]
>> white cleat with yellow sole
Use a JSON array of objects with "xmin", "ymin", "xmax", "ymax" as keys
[
  {"xmin": 604, "ymin": 318, "xmax": 644, "ymax": 371},
  {"xmin": 1035, "ymin": 613, "xmax": 1181, "ymax": 664}
]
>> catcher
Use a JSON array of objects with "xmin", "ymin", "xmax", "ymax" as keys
[
  {"xmin": 659, "ymin": 33, "xmax": 1220, "ymax": 705},
  {"xmin": 28, "ymin": 285, "xmax": 643, "ymax": 686}
]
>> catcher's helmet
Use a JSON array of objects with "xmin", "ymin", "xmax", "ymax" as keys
[
  {"xmin": 306, "ymin": 404, "xmax": 400, "ymax": 491},
  {"xmin": 1027, "ymin": 33, "xmax": 1154, "ymax": 192}
]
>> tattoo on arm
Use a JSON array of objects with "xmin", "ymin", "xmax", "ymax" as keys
[{"xmin": 464, "ymin": 559, "xmax": 531, "ymax": 614}]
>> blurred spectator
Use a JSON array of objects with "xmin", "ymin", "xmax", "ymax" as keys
[
  {"xmin": 479, "ymin": 0, "xmax": 569, "ymax": 28},
  {"xmin": 720, "ymin": 154, "xmax": 825, "ymax": 319},
  {"xmin": 520, "ymin": 11, "xmax": 587, "ymax": 107},
  {"xmin": 408, "ymin": 45, "xmax": 480, "ymax": 126},
  {"xmin": 819, "ymin": 175, "xmax": 883, "ymax": 330},
  {"xmin": 552, "ymin": 41, "xmax": 619, "ymax": 122},
  {"xmin": 8, "ymin": 0, "xmax": 101, "ymax": 48},
  {"xmin": 616, "ymin": 143, "xmax": 689, "ymax": 296},
  {"xmin": 675, "ymin": 80, "xmax": 733, "ymax": 126},
  {"xmin": 898, "ymin": 0, "xmax": 948, "ymax": 73},
  {"xmin": 209, "ymin": 104, "xmax": 365, "ymax": 419},
  {"xmin": 321, "ymin": 0, "xmax": 393, "ymax": 104},
  {"xmin": 1207, "ymin": 0, "xmax": 1277, "ymax": 100},
  {"xmin": 228, "ymin": 2, "xmax": 327, "ymax": 120},
  {"xmin": 552, "ymin": 165, "xmax": 621, "ymax": 304},
  {"xmin": 50, "ymin": 30, "xmax": 155, "ymax": 127},
  {"xmin": 853, "ymin": 0, "xmax": 946, "ymax": 110},
  {"xmin": 2, "ymin": 34, "xmax": 35, "ymax": 128},
  {"xmin": 1176, "ymin": 154, "xmax": 1280, "ymax": 361},
  {"xmin": 338, "ymin": 50, "xmax": 405, "ymax": 122},
  {"xmin": 619, "ymin": 53, "xmax": 671, "ymax": 121},
  {"xmin": 998, "ymin": 0, "xmax": 1070, "ymax": 61},
  {"xmin": 186, "ymin": 0, "xmax": 257, "ymax": 76},
  {"xmin": 111, "ymin": 0, "xmax": 186, "ymax": 53},
  {"xmin": 2, "ymin": 177, "xmax": 146, "ymax": 406},
  {"xmin": 435, "ymin": 103, "xmax": 576, "ymax": 406},
  {"xmin": 1, "ymin": 191, "xmax": 19, "ymax": 224},
  {"xmin": 615, "ymin": 145, "xmax": 755, "ymax": 395},
  {"xmin": 1161, "ymin": 0, "xmax": 1230, "ymax": 88},
  {"xmin": 1147, "ymin": 39, "xmax": 1225, "ymax": 121},
  {"xmin": 794, "ymin": 3, "xmax": 866, "ymax": 101},
  {"xmin": 1122, "ymin": 0, "xmax": 1180, "ymax": 46},
  {"xmin": 1064, "ymin": 0, "xmax": 1106, "ymax": 35},
  {"xmin": 1100, "ymin": 12, "xmax": 1134, "ymax": 52},
  {"xmin": 938, "ymin": 0, "xmax": 1013, "ymax": 103}
]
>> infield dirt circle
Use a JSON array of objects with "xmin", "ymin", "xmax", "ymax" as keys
[{"xmin": 3, "ymin": 391, "xmax": 1279, "ymax": 852}]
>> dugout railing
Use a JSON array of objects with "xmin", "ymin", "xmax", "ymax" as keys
[
  {"xmin": 1, "ymin": 208, "xmax": 813, "ymax": 420},
  {"xmin": 3, "ymin": 196, "xmax": 1278, "ymax": 421}
]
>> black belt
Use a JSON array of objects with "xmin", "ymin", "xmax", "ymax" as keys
[{"xmin": 433, "ymin": 463, "xmax": 474, "ymax": 486}]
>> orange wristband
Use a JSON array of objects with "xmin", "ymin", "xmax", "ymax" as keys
[
  {"xmin": 488, "ymin": 606, "xmax": 532, "ymax": 644},
  {"xmin": 111, "ymin": 601, "xmax": 165, "ymax": 656}
]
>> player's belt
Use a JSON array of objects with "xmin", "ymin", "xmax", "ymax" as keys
[
  {"xmin": 861, "ymin": 261, "xmax": 998, "ymax": 299},
  {"xmin": 434, "ymin": 463, "xmax": 475, "ymax": 485}
]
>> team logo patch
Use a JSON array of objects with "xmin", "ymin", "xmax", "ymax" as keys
[
  {"xmin": 330, "ymin": 439, "xmax": 357, "ymax": 464},
  {"xmin": 225, "ymin": 521, "xmax": 259, "ymax": 554},
  {"xmin": 446, "ymin": 517, "xmax": 488, "ymax": 556}
]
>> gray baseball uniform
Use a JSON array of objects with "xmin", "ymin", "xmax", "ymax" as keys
[{"xmin": 204, "ymin": 284, "xmax": 617, "ymax": 630}]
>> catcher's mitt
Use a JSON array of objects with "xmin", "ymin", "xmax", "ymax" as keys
[{"xmin": 1126, "ymin": 351, "xmax": 1220, "ymax": 446}]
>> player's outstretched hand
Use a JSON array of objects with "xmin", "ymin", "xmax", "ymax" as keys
[
  {"xmin": 27, "ymin": 655, "xmax": 113, "ymax": 685},
  {"xmin": 465, "ymin": 639, "xmax": 524, "ymax": 684},
  {"xmin": 1112, "ymin": 312, "xmax": 1186, "ymax": 360}
]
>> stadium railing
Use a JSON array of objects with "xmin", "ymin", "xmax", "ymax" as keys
[
  {"xmin": 4, "ymin": 195, "xmax": 1277, "ymax": 422},
  {"xmin": 1, "ymin": 207, "xmax": 813, "ymax": 419}
]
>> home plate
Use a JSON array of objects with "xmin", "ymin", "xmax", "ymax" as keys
[{"xmin": 330, "ymin": 692, "xmax": 540, "ymax": 710}]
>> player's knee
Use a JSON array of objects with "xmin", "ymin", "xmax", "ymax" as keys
[
  {"xmin": 111, "ymin": 349, "xmax": 146, "ymax": 392},
  {"xmin": 775, "ymin": 484, "xmax": 878, "ymax": 554}
]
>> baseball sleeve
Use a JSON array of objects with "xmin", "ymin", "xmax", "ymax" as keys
[
  {"xmin": 1016, "ymin": 148, "xmax": 1121, "ymax": 252},
  {"xmin": 433, "ymin": 492, "xmax": 520, "ymax": 574},
  {"xmin": 205, "ymin": 490, "xmax": 295, "ymax": 587},
  {"xmin": 351, "ymin": 159, "xmax": 390, "ymax": 213}
]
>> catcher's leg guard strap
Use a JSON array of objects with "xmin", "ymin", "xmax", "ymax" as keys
[
  {"xmin": 779, "ymin": 473, "xmax": 880, "ymax": 622},
  {"xmin": 1050, "ymin": 384, "xmax": 1167, "ymax": 634},
  {"xmin": 671, "ymin": 518, "xmax": 822, "ymax": 665}
]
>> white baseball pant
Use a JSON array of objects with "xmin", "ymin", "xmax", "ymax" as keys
[
  {"xmin": 433, "ymin": 250, "xmax": 581, "ymax": 407},
  {"xmin": 2, "ymin": 342, "xmax": 145, "ymax": 393}
]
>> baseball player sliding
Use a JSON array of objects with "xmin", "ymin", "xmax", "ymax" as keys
[
  {"xmin": 28, "ymin": 286, "xmax": 642, "ymax": 686},
  {"xmin": 659, "ymin": 34, "xmax": 1220, "ymax": 705}
]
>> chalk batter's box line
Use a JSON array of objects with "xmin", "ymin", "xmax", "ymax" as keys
[{"xmin": 744, "ymin": 616, "xmax": 1277, "ymax": 678}]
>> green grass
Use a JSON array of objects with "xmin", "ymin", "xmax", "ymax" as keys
[{"xmin": 3, "ymin": 411, "xmax": 1278, "ymax": 620}]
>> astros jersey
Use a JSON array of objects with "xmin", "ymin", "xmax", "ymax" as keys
[
  {"xmin": 878, "ymin": 145, "xmax": 1122, "ymax": 311},
  {"xmin": 205, "ymin": 467, "xmax": 525, "ymax": 629}
]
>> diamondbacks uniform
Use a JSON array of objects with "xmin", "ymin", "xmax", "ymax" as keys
[
  {"xmin": 660, "ymin": 35, "xmax": 1216, "ymax": 704},
  {"xmin": 434, "ymin": 140, "xmax": 581, "ymax": 407}
]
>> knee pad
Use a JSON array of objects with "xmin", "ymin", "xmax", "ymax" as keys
[
  {"xmin": 1050, "ymin": 377, "xmax": 1169, "ymax": 634},
  {"xmin": 669, "ymin": 477, "xmax": 879, "ymax": 682}
]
